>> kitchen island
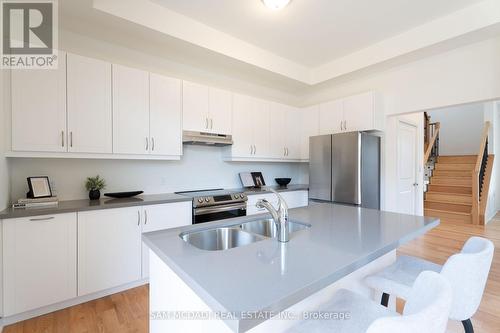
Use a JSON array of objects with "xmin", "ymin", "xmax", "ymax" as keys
[{"xmin": 143, "ymin": 203, "xmax": 439, "ymax": 333}]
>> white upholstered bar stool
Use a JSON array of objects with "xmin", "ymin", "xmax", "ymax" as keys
[
  {"xmin": 364, "ymin": 236, "xmax": 494, "ymax": 333},
  {"xmin": 287, "ymin": 271, "xmax": 452, "ymax": 333}
]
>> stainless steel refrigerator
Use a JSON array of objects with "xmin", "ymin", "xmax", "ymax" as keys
[{"xmin": 309, "ymin": 132, "xmax": 380, "ymax": 209}]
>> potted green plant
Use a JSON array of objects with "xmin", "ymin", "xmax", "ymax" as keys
[{"xmin": 85, "ymin": 175, "xmax": 106, "ymax": 200}]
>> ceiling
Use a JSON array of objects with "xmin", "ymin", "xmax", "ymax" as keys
[
  {"xmin": 153, "ymin": 0, "xmax": 483, "ymax": 67},
  {"xmin": 59, "ymin": 0, "xmax": 500, "ymax": 95}
]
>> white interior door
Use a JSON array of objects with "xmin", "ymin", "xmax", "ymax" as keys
[{"xmin": 397, "ymin": 121, "xmax": 418, "ymax": 215}]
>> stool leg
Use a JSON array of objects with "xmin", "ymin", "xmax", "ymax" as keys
[
  {"xmin": 381, "ymin": 293, "xmax": 390, "ymax": 307},
  {"xmin": 462, "ymin": 319, "xmax": 474, "ymax": 333}
]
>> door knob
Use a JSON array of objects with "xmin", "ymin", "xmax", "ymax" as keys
[{"xmin": 413, "ymin": 183, "xmax": 419, "ymax": 186}]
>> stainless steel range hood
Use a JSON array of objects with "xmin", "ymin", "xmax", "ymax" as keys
[{"xmin": 182, "ymin": 131, "xmax": 233, "ymax": 147}]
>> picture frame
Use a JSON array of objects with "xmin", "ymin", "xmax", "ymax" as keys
[
  {"xmin": 251, "ymin": 172, "xmax": 266, "ymax": 188},
  {"xmin": 27, "ymin": 176, "xmax": 53, "ymax": 198}
]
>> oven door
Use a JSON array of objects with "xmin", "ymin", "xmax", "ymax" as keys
[{"xmin": 193, "ymin": 202, "xmax": 247, "ymax": 224}]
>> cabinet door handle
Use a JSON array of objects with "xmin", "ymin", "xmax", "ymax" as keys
[
  {"xmin": 30, "ymin": 216, "xmax": 55, "ymax": 221},
  {"xmin": 344, "ymin": 120, "xmax": 347, "ymax": 131},
  {"xmin": 61, "ymin": 131, "xmax": 65, "ymax": 147},
  {"xmin": 254, "ymin": 145, "xmax": 257, "ymax": 155},
  {"xmin": 70, "ymin": 132, "xmax": 73, "ymax": 148},
  {"xmin": 151, "ymin": 137, "xmax": 155, "ymax": 151},
  {"xmin": 286, "ymin": 148, "xmax": 289, "ymax": 156},
  {"xmin": 145, "ymin": 137, "xmax": 149, "ymax": 151},
  {"xmin": 205, "ymin": 117, "xmax": 209, "ymax": 129},
  {"xmin": 144, "ymin": 210, "xmax": 148, "ymax": 224},
  {"xmin": 137, "ymin": 210, "xmax": 141, "ymax": 226},
  {"xmin": 210, "ymin": 118, "xmax": 213, "ymax": 130}
]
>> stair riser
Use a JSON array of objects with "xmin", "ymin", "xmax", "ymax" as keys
[
  {"xmin": 430, "ymin": 178, "xmax": 472, "ymax": 186},
  {"xmin": 427, "ymin": 185, "xmax": 472, "ymax": 195},
  {"xmin": 437, "ymin": 156, "xmax": 477, "ymax": 164},
  {"xmin": 433, "ymin": 170, "xmax": 472, "ymax": 177},
  {"xmin": 435, "ymin": 164, "xmax": 475, "ymax": 171},
  {"xmin": 424, "ymin": 209, "xmax": 472, "ymax": 223},
  {"xmin": 425, "ymin": 193, "xmax": 472, "ymax": 204},
  {"xmin": 424, "ymin": 201, "xmax": 471, "ymax": 213}
]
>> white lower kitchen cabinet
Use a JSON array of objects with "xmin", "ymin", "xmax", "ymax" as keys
[
  {"xmin": 141, "ymin": 202, "xmax": 192, "ymax": 278},
  {"xmin": 246, "ymin": 190, "xmax": 309, "ymax": 215},
  {"xmin": 78, "ymin": 207, "xmax": 142, "ymax": 296},
  {"xmin": 2, "ymin": 213, "xmax": 77, "ymax": 316},
  {"xmin": 280, "ymin": 190, "xmax": 309, "ymax": 208}
]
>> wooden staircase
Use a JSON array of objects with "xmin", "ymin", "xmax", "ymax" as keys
[{"xmin": 424, "ymin": 155, "xmax": 475, "ymax": 224}]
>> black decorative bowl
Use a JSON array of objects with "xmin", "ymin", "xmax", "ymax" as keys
[
  {"xmin": 275, "ymin": 178, "xmax": 292, "ymax": 187},
  {"xmin": 104, "ymin": 191, "xmax": 144, "ymax": 199}
]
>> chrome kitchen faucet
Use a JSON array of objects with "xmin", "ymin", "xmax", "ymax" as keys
[{"xmin": 256, "ymin": 189, "xmax": 290, "ymax": 242}]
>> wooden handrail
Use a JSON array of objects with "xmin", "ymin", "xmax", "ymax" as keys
[
  {"xmin": 423, "ymin": 122, "xmax": 440, "ymax": 165},
  {"xmin": 472, "ymin": 121, "xmax": 491, "ymax": 225},
  {"xmin": 474, "ymin": 121, "xmax": 491, "ymax": 173}
]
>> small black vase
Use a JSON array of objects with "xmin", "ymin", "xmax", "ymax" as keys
[{"xmin": 89, "ymin": 189, "xmax": 101, "ymax": 200}]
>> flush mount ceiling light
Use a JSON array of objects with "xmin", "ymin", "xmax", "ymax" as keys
[{"xmin": 261, "ymin": 0, "xmax": 291, "ymax": 10}]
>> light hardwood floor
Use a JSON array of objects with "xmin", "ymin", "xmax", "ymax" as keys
[{"xmin": 4, "ymin": 216, "xmax": 500, "ymax": 333}]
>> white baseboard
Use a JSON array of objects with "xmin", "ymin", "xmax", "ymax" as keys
[{"xmin": 0, "ymin": 279, "xmax": 148, "ymax": 327}]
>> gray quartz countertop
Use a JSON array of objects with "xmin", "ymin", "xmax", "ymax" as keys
[
  {"xmin": 0, "ymin": 185, "xmax": 308, "ymax": 219},
  {"xmin": 0, "ymin": 193, "xmax": 191, "ymax": 219},
  {"xmin": 142, "ymin": 202, "xmax": 439, "ymax": 333}
]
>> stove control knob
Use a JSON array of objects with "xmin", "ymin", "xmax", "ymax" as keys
[
  {"xmin": 198, "ymin": 198, "xmax": 204, "ymax": 203},
  {"xmin": 241, "ymin": 194, "xmax": 245, "ymax": 198},
  {"xmin": 205, "ymin": 197, "xmax": 210, "ymax": 202}
]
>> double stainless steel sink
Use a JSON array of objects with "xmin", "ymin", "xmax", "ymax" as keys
[{"xmin": 180, "ymin": 219, "xmax": 310, "ymax": 251}]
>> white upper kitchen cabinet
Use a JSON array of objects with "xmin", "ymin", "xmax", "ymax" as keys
[
  {"xmin": 252, "ymin": 98, "xmax": 271, "ymax": 158},
  {"xmin": 112, "ymin": 64, "xmax": 150, "ymax": 155},
  {"xmin": 78, "ymin": 207, "xmax": 142, "ymax": 296},
  {"xmin": 319, "ymin": 99, "xmax": 344, "ymax": 135},
  {"xmin": 343, "ymin": 91, "xmax": 383, "ymax": 132},
  {"xmin": 230, "ymin": 94, "xmax": 256, "ymax": 157},
  {"xmin": 300, "ymin": 105, "xmax": 320, "ymax": 161},
  {"xmin": 285, "ymin": 107, "xmax": 302, "ymax": 160},
  {"xmin": 66, "ymin": 53, "xmax": 112, "ymax": 154},
  {"xmin": 149, "ymin": 73, "xmax": 182, "ymax": 156},
  {"xmin": 208, "ymin": 87, "xmax": 232, "ymax": 135},
  {"xmin": 183, "ymin": 81, "xmax": 232, "ymax": 135},
  {"xmin": 3, "ymin": 213, "xmax": 77, "ymax": 316},
  {"xmin": 182, "ymin": 81, "xmax": 209, "ymax": 132},
  {"xmin": 268, "ymin": 102, "xmax": 287, "ymax": 158},
  {"xmin": 11, "ymin": 51, "xmax": 67, "ymax": 152}
]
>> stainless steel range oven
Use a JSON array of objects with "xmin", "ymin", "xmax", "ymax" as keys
[{"xmin": 175, "ymin": 189, "xmax": 247, "ymax": 224}]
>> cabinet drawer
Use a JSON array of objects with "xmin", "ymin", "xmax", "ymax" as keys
[{"xmin": 3, "ymin": 213, "xmax": 77, "ymax": 316}]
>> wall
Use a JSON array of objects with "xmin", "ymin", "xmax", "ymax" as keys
[
  {"xmin": 0, "ymin": 68, "xmax": 9, "ymax": 210},
  {"xmin": 302, "ymin": 37, "xmax": 500, "ymax": 115},
  {"xmin": 428, "ymin": 103, "xmax": 485, "ymax": 155},
  {"xmin": 8, "ymin": 146, "xmax": 306, "ymax": 201},
  {"xmin": 484, "ymin": 101, "xmax": 500, "ymax": 223}
]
